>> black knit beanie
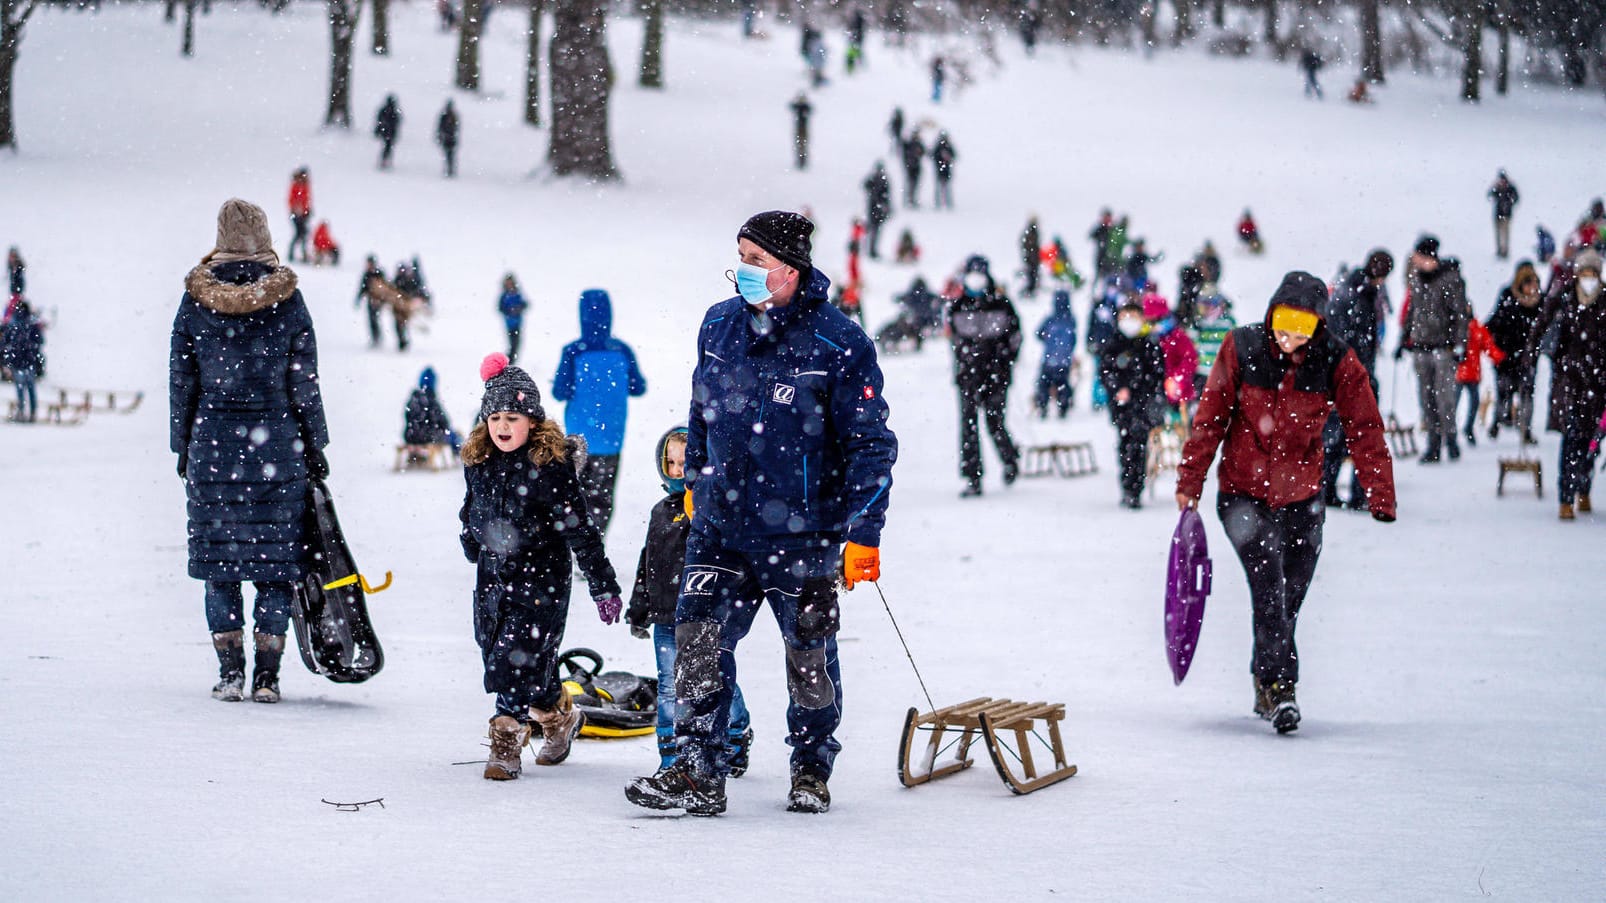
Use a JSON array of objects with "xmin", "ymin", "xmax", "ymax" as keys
[
  {"xmin": 478, "ymin": 353, "xmax": 545, "ymax": 422},
  {"xmin": 738, "ymin": 210, "xmax": 814, "ymax": 273}
]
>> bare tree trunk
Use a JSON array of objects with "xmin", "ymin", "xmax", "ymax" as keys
[
  {"xmin": 326, "ymin": 0, "xmax": 362, "ymax": 127},
  {"xmin": 1171, "ymin": 0, "xmax": 1192, "ymax": 48},
  {"xmin": 371, "ymin": 0, "xmax": 389, "ymax": 55},
  {"xmin": 1360, "ymin": 0, "xmax": 1383, "ymax": 82},
  {"xmin": 1263, "ymin": 0, "xmax": 1280, "ymax": 58},
  {"xmin": 182, "ymin": 0, "xmax": 197, "ymax": 56},
  {"xmin": 456, "ymin": 0, "xmax": 484, "ymax": 91},
  {"xmin": 1460, "ymin": 9, "xmax": 1482, "ymax": 102},
  {"xmin": 639, "ymin": 0, "xmax": 663, "ymax": 88},
  {"xmin": 526, "ymin": 0, "xmax": 543, "ymax": 125},
  {"xmin": 1494, "ymin": 6, "xmax": 1509, "ymax": 95},
  {"xmin": 1211, "ymin": 0, "xmax": 1223, "ymax": 28},
  {"xmin": 1, "ymin": 0, "xmax": 39, "ymax": 151},
  {"xmin": 548, "ymin": 0, "xmax": 618, "ymax": 180},
  {"xmin": 165, "ymin": 0, "xmax": 176, "ymax": 22}
]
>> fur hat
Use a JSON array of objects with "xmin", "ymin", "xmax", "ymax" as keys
[
  {"xmin": 1575, "ymin": 248, "xmax": 1603, "ymax": 276},
  {"xmin": 738, "ymin": 210, "xmax": 814, "ymax": 273},
  {"xmin": 478, "ymin": 353, "xmax": 545, "ymax": 423},
  {"xmin": 202, "ymin": 198, "xmax": 280, "ymax": 267},
  {"xmin": 1364, "ymin": 249, "xmax": 1395, "ymax": 280}
]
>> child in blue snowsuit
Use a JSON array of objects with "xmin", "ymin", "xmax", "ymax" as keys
[
  {"xmin": 497, "ymin": 275, "xmax": 528, "ymax": 364},
  {"xmin": 459, "ymin": 353, "xmax": 623, "ymax": 781},
  {"xmin": 1034, "ymin": 289, "xmax": 1078, "ymax": 418},
  {"xmin": 551, "ymin": 289, "xmax": 647, "ymax": 537},
  {"xmin": 624, "ymin": 426, "xmax": 753, "ymax": 775}
]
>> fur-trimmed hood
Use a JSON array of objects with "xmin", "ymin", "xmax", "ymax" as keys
[{"xmin": 185, "ymin": 263, "xmax": 299, "ymax": 316}]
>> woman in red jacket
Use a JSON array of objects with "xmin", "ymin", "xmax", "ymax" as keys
[{"xmin": 1176, "ymin": 271, "xmax": 1396, "ymax": 734}]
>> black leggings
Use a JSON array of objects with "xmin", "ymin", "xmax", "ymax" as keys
[{"xmin": 1218, "ymin": 493, "xmax": 1325, "ymax": 685}]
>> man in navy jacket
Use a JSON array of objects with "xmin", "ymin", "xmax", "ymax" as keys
[{"xmin": 626, "ymin": 211, "xmax": 897, "ymax": 817}]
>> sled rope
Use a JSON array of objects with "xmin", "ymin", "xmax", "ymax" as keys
[{"xmin": 873, "ymin": 581, "xmax": 936, "ymax": 713}]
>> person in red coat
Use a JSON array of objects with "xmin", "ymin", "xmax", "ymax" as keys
[
  {"xmin": 311, "ymin": 221, "xmax": 340, "ymax": 267},
  {"xmin": 1453, "ymin": 317, "xmax": 1504, "ymax": 447},
  {"xmin": 286, "ymin": 168, "xmax": 312, "ymax": 263},
  {"xmin": 1177, "ymin": 271, "xmax": 1395, "ymax": 735}
]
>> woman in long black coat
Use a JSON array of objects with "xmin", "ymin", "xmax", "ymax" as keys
[
  {"xmin": 170, "ymin": 199, "xmax": 329, "ymax": 703},
  {"xmin": 1545, "ymin": 250, "xmax": 1606, "ymax": 519}
]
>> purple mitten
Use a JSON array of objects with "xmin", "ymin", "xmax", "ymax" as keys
[{"xmin": 594, "ymin": 594, "xmax": 623, "ymax": 625}]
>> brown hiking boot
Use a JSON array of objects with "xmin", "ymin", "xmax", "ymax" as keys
[
  {"xmin": 1578, "ymin": 494, "xmax": 1592, "ymax": 514},
  {"xmin": 530, "ymin": 692, "xmax": 584, "ymax": 766},
  {"xmin": 1560, "ymin": 503, "xmax": 1576, "ymax": 521},
  {"xmin": 1252, "ymin": 677, "xmax": 1274, "ymax": 720},
  {"xmin": 484, "ymin": 715, "xmax": 531, "ymax": 781}
]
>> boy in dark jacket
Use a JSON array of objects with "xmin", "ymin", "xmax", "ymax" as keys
[
  {"xmin": 2, "ymin": 299, "xmax": 44, "ymax": 422},
  {"xmin": 624, "ymin": 427, "xmax": 753, "ymax": 775},
  {"xmin": 1099, "ymin": 300, "xmax": 1166, "ymax": 508},
  {"xmin": 402, "ymin": 366, "xmax": 458, "ymax": 455}
]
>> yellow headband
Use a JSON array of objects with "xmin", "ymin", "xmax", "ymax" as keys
[{"xmin": 1270, "ymin": 305, "xmax": 1319, "ymax": 338}]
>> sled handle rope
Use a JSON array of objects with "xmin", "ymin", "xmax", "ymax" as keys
[
  {"xmin": 323, "ymin": 571, "xmax": 393, "ymax": 594},
  {"xmin": 872, "ymin": 581, "xmax": 936, "ymax": 713}
]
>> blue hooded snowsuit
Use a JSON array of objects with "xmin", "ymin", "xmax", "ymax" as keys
[
  {"xmin": 551, "ymin": 289, "xmax": 646, "ymax": 534},
  {"xmin": 1035, "ymin": 289, "xmax": 1078, "ymax": 416}
]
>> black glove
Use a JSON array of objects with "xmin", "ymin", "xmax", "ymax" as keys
[
  {"xmin": 629, "ymin": 624, "xmax": 650, "ymax": 640},
  {"xmin": 1372, "ymin": 509, "xmax": 1396, "ymax": 523},
  {"xmin": 1452, "ymin": 344, "xmax": 1467, "ymax": 363},
  {"xmin": 305, "ymin": 447, "xmax": 329, "ymax": 480},
  {"xmin": 176, "ymin": 452, "xmax": 188, "ymax": 479},
  {"xmin": 1393, "ymin": 346, "xmax": 1405, "ymax": 361},
  {"xmin": 460, "ymin": 533, "xmax": 482, "ymax": 563}
]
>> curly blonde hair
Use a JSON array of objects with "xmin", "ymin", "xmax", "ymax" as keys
[{"xmin": 461, "ymin": 417, "xmax": 570, "ymax": 467}]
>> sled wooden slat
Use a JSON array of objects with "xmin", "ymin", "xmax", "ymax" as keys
[
  {"xmin": 394, "ymin": 443, "xmax": 451, "ymax": 473},
  {"xmin": 1385, "ymin": 415, "xmax": 1418, "ymax": 457},
  {"xmin": 898, "ymin": 696, "xmax": 1077, "ymax": 795},
  {"xmin": 1021, "ymin": 442, "xmax": 1098, "ymax": 479},
  {"xmin": 1497, "ymin": 456, "xmax": 1542, "ymax": 498}
]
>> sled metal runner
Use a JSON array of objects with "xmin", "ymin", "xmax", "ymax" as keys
[
  {"xmin": 1021, "ymin": 442, "xmax": 1098, "ymax": 478},
  {"xmin": 898, "ymin": 697, "xmax": 1077, "ymax": 795},
  {"xmin": 1497, "ymin": 453, "xmax": 1542, "ymax": 498},
  {"xmin": 1384, "ymin": 415, "xmax": 1418, "ymax": 457},
  {"xmin": 53, "ymin": 388, "xmax": 144, "ymax": 415}
]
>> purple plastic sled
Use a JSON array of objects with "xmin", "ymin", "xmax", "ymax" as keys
[{"xmin": 1165, "ymin": 507, "xmax": 1212, "ymax": 685}]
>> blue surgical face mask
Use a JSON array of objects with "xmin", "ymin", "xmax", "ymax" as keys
[{"xmin": 736, "ymin": 261, "xmax": 782, "ymax": 307}]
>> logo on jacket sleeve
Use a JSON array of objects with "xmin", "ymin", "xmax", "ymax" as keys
[
  {"xmin": 863, "ymin": 385, "xmax": 876, "ymax": 400},
  {"xmin": 683, "ymin": 570, "xmax": 721, "ymax": 595},
  {"xmin": 772, "ymin": 384, "xmax": 796, "ymax": 405}
]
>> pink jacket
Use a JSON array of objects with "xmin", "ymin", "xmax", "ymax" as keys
[{"xmin": 1159, "ymin": 328, "xmax": 1199, "ymax": 404}]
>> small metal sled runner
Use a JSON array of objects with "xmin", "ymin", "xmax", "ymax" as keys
[
  {"xmin": 1020, "ymin": 442, "xmax": 1098, "ymax": 479},
  {"xmin": 1384, "ymin": 414, "xmax": 1418, "ymax": 457},
  {"xmin": 898, "ymin": 697, "xmax": 1077, "ymax": 795}
]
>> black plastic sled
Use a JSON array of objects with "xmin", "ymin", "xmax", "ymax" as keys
[
  {"xmin": 558, "ymin": 648, "xmax": 656, "ymax": 738},
  {"xmin": 290, "ymin": 478, "xmax": 386, "ymax": 684}
]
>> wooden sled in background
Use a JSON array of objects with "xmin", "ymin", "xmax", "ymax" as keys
[
  {"xmin": 1021, "ymin": 442, "xmax": 1098, "ymax": 478},
  {"xmin": 898, "ymin": 697, "xmax": 1077, "ymax": 795},
  {"xmin": 1497, "ymin": 450, "xmax": 1542, "ymax": 498},
  {"xmin": 393, "ymin": 443, "xmax": 451, "ymax": 472},
  {"xmin": 8, "ymin": 399, "xmax": 87, "ymax": 426},
  {"xmin": 1384, "ymin": 415, "xmax": 1418, "ymax": 457},
  {"xmin": 53, "ymin": 388, "xmax": 144, "ymax": 415}
]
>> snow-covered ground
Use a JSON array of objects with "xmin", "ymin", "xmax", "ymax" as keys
[{"xmin": 2, "ymin": 5, "xmax": 1603, "ymax": 900}]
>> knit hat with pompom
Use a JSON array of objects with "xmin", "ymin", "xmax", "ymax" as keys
[{"xmin": 478, "ymin": 352, "xmax": 545, "ymax": 423}]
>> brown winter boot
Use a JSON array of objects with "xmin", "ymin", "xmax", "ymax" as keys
[
  {"xmin": 1578, "ymin": 494, "xmax": 1592, "ymax": 514},
  {"xmin": 484, "ymin": 715, "xmax": 531, "ymax": 781},
  {"xmin": 252, "ymin": 633, "xmax": 285, "ymax": 703},
  {"xmin": 1252, "ymin": 677, "xmax": 1275, "ymax": 720},
  {"xmin": 530, "ymin": 691, "xmax": 585, "ymax": 766},
  {"xmin": 211, "ymin": 630, "xmax": 246, "ymax": 702},
  {"xmin": 1560, "ymin": 503, "xmax": 1576, "ymax": 521}
]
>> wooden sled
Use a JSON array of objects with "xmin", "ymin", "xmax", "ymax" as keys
[
  {"xmin": 898, "ymin": 697, "xmax": 1077, "ymax": 795},
  {"xmin": 393, "ymin": 443, "xmax": 451, "ymax": 472},
  {"xmin": 1146, "ymin": 423, "xmax": 1186, "ymax": 490},
  {"xmin": 8, "ymin": 399, "xmax": 86, "ymax": 425},
  {"xmin": 1020, "ymin": 442, "xmax": 1098, "ymax": 478},
  {"xmin": 54, "ymin": 388, "xmax": 143, "ymax": 415},
  {"xmin": 1497, "ymin": 454, "xmax": 1542, "ymax": 498},
  {"xmin": 1384, "ymin": 415, "xmax": 1418, "ymax": 457}
]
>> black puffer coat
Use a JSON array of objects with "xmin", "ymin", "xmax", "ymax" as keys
[
  {"xmin": 1546, "ymin": 288, "xmax": 1606, "ymax": 435},
  {"xmin": 624, "ymin": 491, "xmax": 690, "ymax": 629},
  {"xmin": 459, "ymin": 440, "xmax": 620, "ymax": 617},
  {"xmin": 170, "ymin": 261, "xmax": 328, "ymax": 582},
  {"xmin": 1485, "ymin": 287, "xmax": 1541, "ymax": 376},
  {"xmin": 948, "ymin": 288, "xmax": 1022, "ymax": 395},
  {"xmin": 1098, "ymin": 331, "xmax": 1167, "ymax": 435}
]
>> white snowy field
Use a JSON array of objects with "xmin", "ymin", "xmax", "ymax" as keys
[{"xmin": 2, "ymin": 5, "xmax": 1604, "ymax": 900}]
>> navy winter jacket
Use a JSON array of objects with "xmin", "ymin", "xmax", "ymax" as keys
[
  {"xmin": 552, "ymin": 289, "xmax": 646, "ymax": 457},
  {"xmin": 169, "ymin": 261, "xmax": 328, "ymax": 582},
  {"xmin": 1037, "ymin": 291, "xmax": 1078, "ymax": 370},
  {"xmin": 686, "ymin": 270, "xmax": 897, "ymax": 550},
  {"xmin": 1, "ymin": 310, "xmax": 44, "ymax": 373}
]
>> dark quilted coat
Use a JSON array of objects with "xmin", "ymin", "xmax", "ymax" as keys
[{"xmin": 170, "ymin": 261, "xmax": 329, "ymax": 581}]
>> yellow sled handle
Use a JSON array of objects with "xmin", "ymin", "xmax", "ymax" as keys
[{"xmin": 322, "ymin": 571, "xmax": 394, "ymax": 594}]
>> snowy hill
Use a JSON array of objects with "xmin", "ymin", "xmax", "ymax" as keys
[{"xmin": 1, "ymin": 5, "xmax": 1603, "ymax": 900}]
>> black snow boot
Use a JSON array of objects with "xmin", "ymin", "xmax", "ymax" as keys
[
  {"xmin": 1269, "ymin": 681, "xmax": 1300, "ymax": 734},
  {"xmin": 625, "ymin": 762, "xmax": 726, "ymax": 816},
  {"xmin": 727, "ymin": 728, "xmax": 754, "ymax": 779},
  {"xmin": 252, "ymin": 632, "xmax": 285, "ymax": 704},
  {"xmin": 787, "ymin": 769, "xmax": 831, "ymax": 813},
  {"xmin": 960, "ymin": 479, "xmax": 983, "ymax": 498},
  {"xmin": 1418, "ymin": 434, "xmax": 1442, "ymax": 464},
  {"xmin": 211, "ymin": 630, "xmax": 246, "ymax": 702},
  {"xmin": 1445, "ymin": 434, "xmax": 1461, "ymax": 460}
]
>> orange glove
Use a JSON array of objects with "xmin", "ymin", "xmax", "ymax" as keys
[{"xmin": 842, "ymin": 542, "xmax": 880, "ymax": 590}]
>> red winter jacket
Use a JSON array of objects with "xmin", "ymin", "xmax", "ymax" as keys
[
  {"xmin": 288, "ymin": 180, "xmax": 312, "ymax": 217},
  {"xmin": 1455, "ymin": 318, "xmax": 1505, "ymax": 384},
  {"xmin": 1179, "ymin": 305, "xmax": 1396, "ymax": 519}
]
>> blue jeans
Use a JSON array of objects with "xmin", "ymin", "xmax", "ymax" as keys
[
  {"xmin": 674, "ymin": 532, "xmax": 843, "ymax": 780},
  {"xmin": 653, "ymin": 623, "xmax": 749, "ymax": 768},
  {"xmin": 12, "ymin": 367, "xmax": 37, "ymax": 420},
  {"xmin": 205, "ymin": 580, "xmax": 292, "ymax": 636}
]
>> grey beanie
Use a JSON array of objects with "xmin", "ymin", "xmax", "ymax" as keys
[
  {"xmin": 202, "ymin": 198, "xmax": 280, "ymax": 267},
  {"xmin": 478, "ymin": 353, "xmax": 545, "ymax": 422}
]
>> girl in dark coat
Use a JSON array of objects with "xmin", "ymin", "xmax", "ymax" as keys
[
  {"xmin": 1546, "ymin": 251, "xmax": 1606, "ymax": 519},
  {"xmin": 460, "ymin": 353, "xmax": 623, "ymax": 780},
  {"xmin": 170, "ymin": 199, "xmax": 329, "ymax": 704},
  {"xmin": 1098, "ymin": 301, "xmax": 1166, "ymax": 509},
  {"xmin": 1484, "ymin": 261, "xmax": 1542, "ymax": 443}
]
